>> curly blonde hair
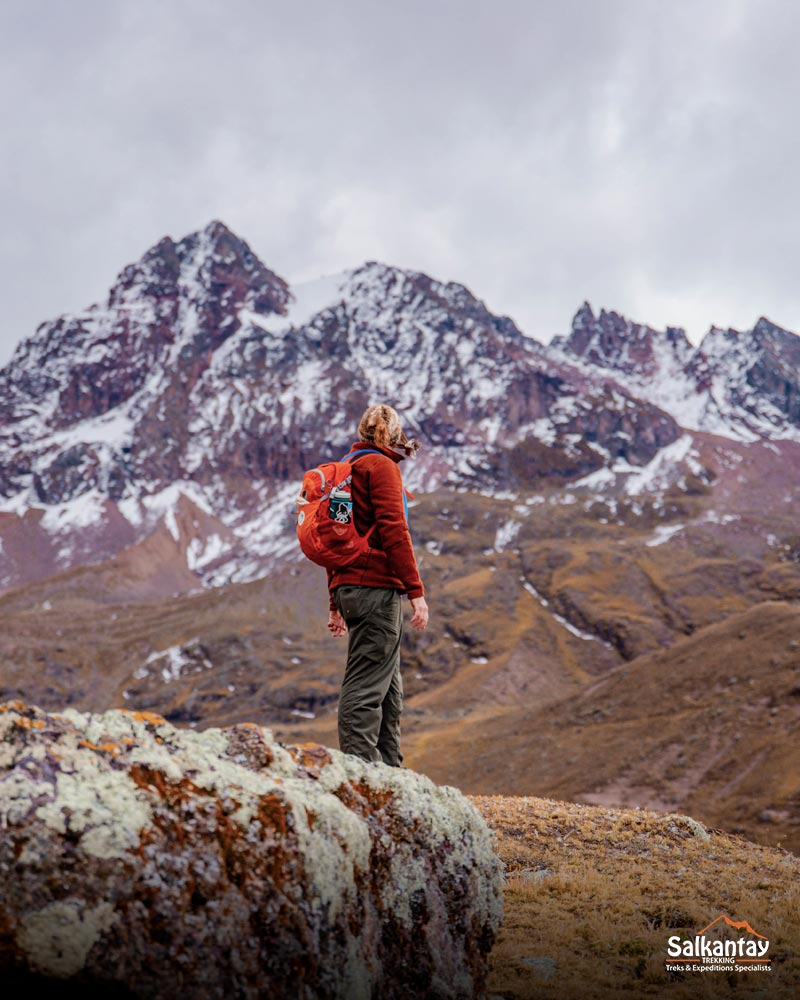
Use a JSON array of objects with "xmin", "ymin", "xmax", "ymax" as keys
[{"xmin": 358, "ymin": 404, "xmax": 420, "ymax": 457}]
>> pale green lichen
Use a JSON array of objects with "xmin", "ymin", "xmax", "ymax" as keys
[
  {"xmin": 1, "ymin": 758, "xmax": 52, "ymax": 828},
  {"xmin": 294, "ymin": 797, "xmax": 372, "ymax": 918},
  {"xmin": 2, "ymin": 704, "xmax": 503, "ymax": 977},
  {"xmin": 34, "ymin": 768, "xmax": 152, "ymax": 860},
  {"xmin": 0, "ymin": 714, "xmax": 22, "ymax": 767},
  {"xmin": 381, "ymin": 848, "xmax": 430, "ymax": 925},
  {"xmin": 59, "ymin": 707, "xmax": 89, "ymax": 729},
  {"xmin": 316, "ymin": 750, "xmax": 502, "ymax": 932},
  {"xmin": 663, "ymin": 813, "xmax": 712, "ymax": 841},
  {"xmin": 16, "ymin": 899, "xmax": 117, "ymax": 977},
  {"xmin": 307, "ymin": 744, "xmax": 503, "ymax": 929},
  {"xmin": 55, "ymin": 712, "xmax": 376, "ymax": 917}
]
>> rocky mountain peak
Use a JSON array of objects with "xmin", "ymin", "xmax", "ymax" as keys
[
  {"xmin": 339, "ymin": 260, "xmax": 523, "ymax": 341},
  {"xmin": 698, "ymin": 324, "xmax": 737, "ymax": 351},
  {"xmin": 109, "ymin": 221, "xmax": 290, "ymax": 321},
  {"xmin": 750, "ymin": 316, "xmax": 800, "ymax": 366},
  {"xmin": 687, "ymin": 316, "xmax": 800, "ymax": 435},
  {"xmin": 571, "ymin": 300, "xmax": 596, "ymax": 330},
  {"xmin": 560, "ymin": 303, "xmax": 693, "ymax": 378},
  {"xmin": 698, "ymin": 317, "xmax": 800, "ymax": 366},
  {"xmin": 2, "ymin": 220, "xmax": 798, "ymax": 594},
  {"xmin": 0, "ymin": 223, "xmax": 293, "ymax": 439},
  {"xmin": 552, "ymin": 306, "xmax": 800, "ymax": 441},
  {"xmin": 753, "ymin": 315, "xmax": 788, "ymax": 338}
]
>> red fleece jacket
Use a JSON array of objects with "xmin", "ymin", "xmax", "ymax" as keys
[{"xmin": 327, "ymin": 441, "xmax": 424, "ymax": 610}]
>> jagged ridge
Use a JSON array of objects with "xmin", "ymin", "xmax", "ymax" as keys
[
  {"xmin": 554, "ymin": 301, "xmax": 800, "ymax": 441},
  {"xmin": 1, "ymin": 219, "xmax": 798, "ymax": 594}
]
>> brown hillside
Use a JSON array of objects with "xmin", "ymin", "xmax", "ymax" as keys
[
  {"xmin": 407, "ymin": 602, "xmax": 800, "ymax": 853},
  {"xmin": 474, "ymin": 795, "xmax": 800, "ymax": 999},
  {"xmin": 2, "ymin": 454, "xmax": 800, "ymax": 854}
]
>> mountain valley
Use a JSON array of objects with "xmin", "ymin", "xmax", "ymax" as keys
[{"xmin": 1, "ymin": 221, "xmax": 799, "ymax": 851}]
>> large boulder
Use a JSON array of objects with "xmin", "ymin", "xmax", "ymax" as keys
[{"xmin": 0, "ymin": 702, "xmax": 501, "ymax": 998}]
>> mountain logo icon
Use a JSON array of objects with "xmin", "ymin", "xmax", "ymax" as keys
[{"xmin": 695, "ymin": 914, "xmax": 767, "ymax": 940}]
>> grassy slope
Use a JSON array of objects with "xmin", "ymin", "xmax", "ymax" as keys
[
  {"xmin": 474, "ymin": 795, "xmax": 800, "ymax": 999},
  {"xmin": 407, "ymin": 602, "xmax": 800, "ymax": 854},
  {"xmin": 2, "ymin": 438, "xmax": 800, "ymax": 852}
]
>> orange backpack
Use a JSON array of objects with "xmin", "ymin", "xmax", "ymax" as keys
[{"xmin": 295, "ymin": 449, "xmax": 385, "ymax": 569}]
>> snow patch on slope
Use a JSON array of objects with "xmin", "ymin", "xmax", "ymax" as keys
[
  {"xmin": 624, "ymin": 435, "xmax": 699, "ymax": 495},
  {"xmin": 520, "ymin": 576, "xmax": 610, "ymax": 645}
]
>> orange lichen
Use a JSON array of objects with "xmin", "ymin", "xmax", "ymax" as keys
[
  {"xmin": 0, "ymin": 700, "xmax": 29, "ymax": 714},
  {"xmin": 129, "ymin": 763, "xmax": 190, "ymax": 798},
  {"xmin": 335, "ymin": 780, "xmax": 394, "ymax": 818},
  {"xmin": 287, "ymin": 743, "xmax": 333, "ymax": 777},
  {"xmin": 255, "ymin": 792, "xmax": 290, "ymax": 838},
  {"xmin": 13, "ymin": 717, "xmax": 46, "ymax": 730},
  {"xmin": 121, "ymin": 710, "xmax": 168, "ymax": 726},
  {"xmin": 294, "ymin": 743, "xmax": 333, "ymax": 765},
  {"xmin": 78, "ymin": 739, "xmax": 121, "ymax": 755}
]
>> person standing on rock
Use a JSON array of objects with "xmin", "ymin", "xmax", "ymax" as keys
[{"xmin": 327, "ymin": 404, "xmax": 428, "ymax": 766}]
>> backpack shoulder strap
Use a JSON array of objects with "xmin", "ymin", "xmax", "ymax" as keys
[
  {"xmin": 341, "ymin": 448, "xmax": 387, "ymax": 463},
  {"xmin": 342, "ymin": 449, "xmax": 409, "ymax": 523}
]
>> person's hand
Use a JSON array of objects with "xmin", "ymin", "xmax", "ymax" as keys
[
  {"xmin": 327, "ymin": 610, "xmax": 347, "ymax": 637},
  {"xmin": 409, "ymin": 596, "xmax": 429, "ymax": 631}
]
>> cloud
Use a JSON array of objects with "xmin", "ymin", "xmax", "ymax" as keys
[{"xmin": 1, "ymin": 0, "xmax": 799, "ymax": 364}]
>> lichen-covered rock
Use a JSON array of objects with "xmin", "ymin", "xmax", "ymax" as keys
[{"xmin": 0, "ymin": 702, "xmax": 502, "ymax": 998}]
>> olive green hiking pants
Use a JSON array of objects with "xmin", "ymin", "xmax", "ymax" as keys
[{"xmin": 333, "ymin": 584, "xmax": 404, "ymax": 766}]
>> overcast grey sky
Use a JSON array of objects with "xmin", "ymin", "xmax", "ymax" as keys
[{"xmin": 1, "ymin": 0, "xmax": 798, "ymax": 364}]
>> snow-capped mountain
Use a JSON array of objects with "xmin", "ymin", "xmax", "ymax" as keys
[
  {"xmin": 0, "ymin": 220, "xmax": 798, "ymax": 594},
  {"xmin": 552, "ymin": 302, "xmax": 800, "ymax": 441},
  {"xmin": 0, "ymin": 223, "xmax": 289, "ymax": 502},
  {"xmin": 0, "ymin": 223, "xmax": 678, "ymax": 505}
]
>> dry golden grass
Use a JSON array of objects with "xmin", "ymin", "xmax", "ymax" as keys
[
  {"xmin": 408, "ymin": 601, "xmax": 800, "ymax": 855},
  {"xmin": 472, "ymin": 795, "xmax": 800, "ymax": 999}
]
